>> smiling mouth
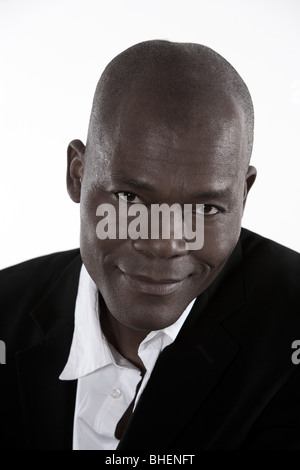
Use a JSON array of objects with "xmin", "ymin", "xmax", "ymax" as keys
[{"xmin": 120, "ymin": 271, "xmax": 186, "ymax": 296}]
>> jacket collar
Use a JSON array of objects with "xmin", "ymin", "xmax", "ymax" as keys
[
  {"xmin": 16, "ymin": 252, "xmax": 82, "ymax": 449},
  {"xmin": 30, "ymin": 251, "xmax": 82, "ymax": 336}
]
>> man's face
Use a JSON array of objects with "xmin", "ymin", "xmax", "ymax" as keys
[{"xmin": 76, "ymin": 96, "xmax": 253, "ymax": 332}]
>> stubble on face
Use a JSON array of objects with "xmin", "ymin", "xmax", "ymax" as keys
[{"xmin": 79, "ymin": 90, "xmax": 249, "ymax": 333}]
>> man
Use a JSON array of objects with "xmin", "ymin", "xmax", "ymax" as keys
[{"xmin": 0, "ymin": 40, "xmax": 300, "ymax": 450}]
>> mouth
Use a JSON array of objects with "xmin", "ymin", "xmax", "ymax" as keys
[{"xmin": 120, "ymin": 270, "xmax": 186, "ymax": 296}]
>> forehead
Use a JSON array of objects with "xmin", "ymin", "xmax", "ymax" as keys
[{"xmin": 90, "ymin": 95, "xmax": 246, "ymax": 195}]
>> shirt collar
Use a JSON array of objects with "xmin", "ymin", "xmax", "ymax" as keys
[{"xmin": 60, "ymin": 264, "xmax": 195, "ymax": 380}]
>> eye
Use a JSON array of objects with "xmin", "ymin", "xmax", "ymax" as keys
[
  {"xmin": 116, "ymin": 191, "xmax": 143, "ymax": 203},
  {"xmin": 204, "ymin": 205, "xmax": 219, "ymax": 216},
  {"xmin": 195, "ymin": 204, "xmax": 220, "ymax": 216}
]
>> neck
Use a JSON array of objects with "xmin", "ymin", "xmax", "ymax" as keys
[{"xmin": 99, "ymin": 297, "xmax": 149, "ymax": 374}]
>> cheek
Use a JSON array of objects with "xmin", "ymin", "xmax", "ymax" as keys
[
  {"xmin": 79, "ymin": 191, "xmax": 129, "ymax": 274},
  {"xmin": 79, "ymin": 190, "xmax": 108, "ymax": 267},
  {"xmin": 79, "ymin": 200, "xmax": 98, "ymax": 259}
]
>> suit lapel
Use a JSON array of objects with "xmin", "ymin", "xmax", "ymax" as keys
[
  {"xmin": 16, "ymin": 253, "xmax": 82, "ymax": 449},
  {"xmin": 118, "ymin": 240, "xmax": 245, "ymax": 450}
]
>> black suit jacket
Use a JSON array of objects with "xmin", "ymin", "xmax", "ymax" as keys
[{"xmin": 1, "ymin": 228, "xmax": 300, "ymax": 450}]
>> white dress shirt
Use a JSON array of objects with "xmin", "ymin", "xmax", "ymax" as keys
[{"xmin": 60, "ymin": 264, "xmax": 195, "ymax": 450}]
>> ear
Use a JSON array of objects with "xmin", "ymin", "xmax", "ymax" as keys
[
  {"xmin": 243, "ymin": 165, "xmax": 257, "ymax": 211},
  {"xmin": 67, "ymin": 139, "xmax": 86, "ymax": 203}
]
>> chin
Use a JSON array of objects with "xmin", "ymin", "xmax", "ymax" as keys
[{"xmin": 112, "ymin": 302, "xmax": 186, "ymax": 332}]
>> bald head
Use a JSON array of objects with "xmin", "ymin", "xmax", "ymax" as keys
[
  {"xmin": 69, "ymin": 40, "xmax": 257, "ymax": 333},
  {"xmin": 86, "ymin": 40, "xmax": 254, "ymax": 167}
]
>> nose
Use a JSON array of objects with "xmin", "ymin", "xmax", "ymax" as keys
[{"xmin": 132, "ymin": 238, "xmax": 188, "ymax": 259}]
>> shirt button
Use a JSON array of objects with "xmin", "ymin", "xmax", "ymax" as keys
[{"xmin": 110, "ymin": 388, "xmax": 122, "ymax": 399}]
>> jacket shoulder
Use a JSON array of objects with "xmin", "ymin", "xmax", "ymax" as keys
[
  {"xmin": 0, "ymin": 249, "xmax": 81, "ymax": 329},
  {"xmin": 0, "ymin": 249, "xmax": 80, "ymax": 288},
  {"xmin": 240, "ymin": 228, "xmax": 300, "ymax": 297}
]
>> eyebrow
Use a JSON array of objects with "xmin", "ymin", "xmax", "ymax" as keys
[
  {"xmin": 191, "ymin": 188, "xmax": 233, "ymax": 201},
  {"xmin": 111, "ymin": 175, "xmax": 156, "ymax": 192},
  {"xmin": 111, "ymin": 174, "xmax": 232, "ymax": 201}
]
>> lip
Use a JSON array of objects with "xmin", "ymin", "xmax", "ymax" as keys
[{"xmin": 121, "ymin": 271, "xmax": 185, "ymax": 296}]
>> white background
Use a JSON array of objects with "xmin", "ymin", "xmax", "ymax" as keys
[{"xmin": 1, "ymin": 0, "xmax": 299, "ymax": 269}]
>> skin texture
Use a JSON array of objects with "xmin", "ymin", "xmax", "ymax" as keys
[{"xmin": 67, "ymin": 41, "xmax": 257, "ymax": 368}]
